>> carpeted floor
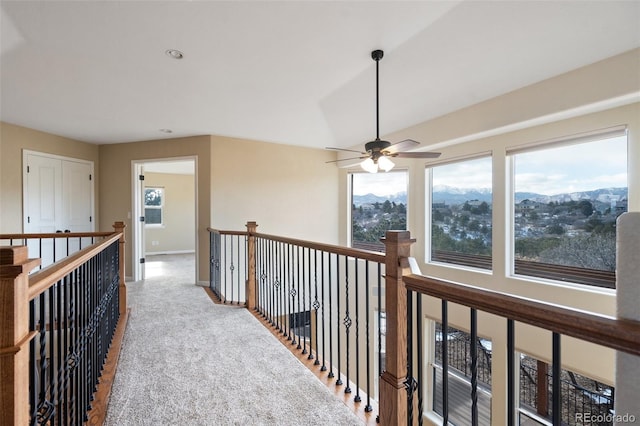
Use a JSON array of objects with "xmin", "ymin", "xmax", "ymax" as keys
[{"xmin": 104, "ymin": 254, "xmax": 364, "ymax": 426}]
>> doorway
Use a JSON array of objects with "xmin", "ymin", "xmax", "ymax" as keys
[{"xmin": 131, "ymin": 157, "xmax": 197, "ymax": 282}]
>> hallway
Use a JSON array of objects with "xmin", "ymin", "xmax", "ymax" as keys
[{"xmin": 104, "ymin": 254, "xmax": 363, "ymax": 425}]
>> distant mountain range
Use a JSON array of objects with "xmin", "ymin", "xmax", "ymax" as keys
[{"xmin": 353, "ymin": 187, "xmax": 627, "ymax": 207}]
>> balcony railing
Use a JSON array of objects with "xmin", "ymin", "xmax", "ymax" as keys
[
  {"xmin": 210, "ymin": 219, "xmax": 640, "ymax": 425},
  {"xmin": 0, "ymin": 222, "xmax": 127, "ymax": 425}
]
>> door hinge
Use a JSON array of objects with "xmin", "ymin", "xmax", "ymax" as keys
[
  {"xmin": 139, "ymin": 174, "xmax": 145, "ymax": 181},
  {"xmin": 139, "ymin": 216, "xmax": 145, "ymax": 222},
  {"xmin": 140, "ymin": 258, "xmax": 145, "ymax": 264},
  {"xmin": 89, "ymin": 174, "xmax": 92, "ymax": 181},
  {"xmin": 27, "ymin": 165, "xmax": 30, "ymax": 173},
  {"xmin": 27, "ymin": 216, "xmax": 30, "ymax": 223},
  {"xmin": 89, "ymin": 216, "xmax": 92, "ymax": 222}
]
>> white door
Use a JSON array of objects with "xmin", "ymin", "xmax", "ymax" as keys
[
  {"xmin": 62, "ymin": 159, "xmax": 94, "ymax": 251},
  {"xmin": 24, "ymin": 151, "xmax": 94, "ymax": 266}
]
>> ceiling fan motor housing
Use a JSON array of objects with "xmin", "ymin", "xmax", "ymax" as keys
[{"xmin": 365, "ymin": 139, "xmax": 391, "ymax": 161}]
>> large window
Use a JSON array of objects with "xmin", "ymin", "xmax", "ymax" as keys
[
  {"xmin": 351, "ymin": 171, "xmax": 408, "ymax": 252},
  {"xmin": 144, "ymin": 187, "xmax": 164, "ymax": 226},
  {"xmin": 428, "ymin": 156, "xmax": 492, "ymax": 269},
  {"xmin": 511, "ymin": 133, "xmax": 627, "ymax": 288}
]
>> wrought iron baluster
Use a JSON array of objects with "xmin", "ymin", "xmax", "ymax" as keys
[
  {"xmin": 364, "ymin": 260, "xmax": 372, "ymax": 412},
  {"xmin": 354, "ymin": 259, "xmax": 361, "ymax": 402},
  {"xmin": 312, "ymin": 249, "xmax": 320, "ymax": 366},
  {"xmin": 335, "ymin": 254, "xmax": 343, "ymax": 386},
  {"xmin": 343, "ymin": 255, "xmax": 352, "ymax": 393},
  {"xmin": 416, "ymin": 292, "xmax": 424, "ymax": 426},
  {"xmin": 508, "ymin": 319, "xmax": 515, "ymax": 426},
  {"xmin": 320, "ymin": 251, "xmax": 327, "ymax": 372},
  {"xmin": 237, "ymin": 235, "xmax": 241, "ymax": 305},
  {"xmin": 286, "ymin": 243, "xmax": 292, "ymax": 341},
  {"xmin": 442, "ymin": 300, "xmax": 449, "ymax": 425},
  {"xmin": 407, "ymin": 289, "xmax": 415, "ymax": 426},
  {"xmin": 301, "ymin": 247, "xmax": 308, "ymax": 356},
  {"xmin": 229, "ymin": 236, "xmax": 235, "ymax": 304},
  {"xmin": 296, "ymin": 246, "xmax": 302, "ymax": 350},
  {"xmin": 552, "ymin": 332, "xmax": 561, "ymax": 426},
  {"xmin": 328, "ymin": 253, "xmax": 334, "ymax": 379},
  {"xmin": 470, "ymin": 308, "xmax": 478, "ymax": 426},
  {"xmin": 305, "ymin": 247, "xmax": 313, "ymax": 360},
  {"xmin": 377, "ymin": 263, "xmax": 382, "ymax": 379}
]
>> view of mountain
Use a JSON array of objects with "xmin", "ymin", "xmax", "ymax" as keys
[
  {"xmin": 353, "ymin": 192, "xmax": 407, "ymax": 207},
  {"xmin": 353, "ymin": 187, "xmax": 627, "ymax": 207}
]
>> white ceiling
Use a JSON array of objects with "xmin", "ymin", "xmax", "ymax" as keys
[{"xmin": 1, "ymin": 1, "xmax": 639, "ymax": 150}]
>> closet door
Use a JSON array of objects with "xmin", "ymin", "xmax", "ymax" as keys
[{"xmin": 23, "ymin": 151, "xmax": 94, "ymax": 266}]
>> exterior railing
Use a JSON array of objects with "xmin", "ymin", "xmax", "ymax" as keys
[
  {"xmin": 210, "ymin": 221, "xmax": 640, "ymax": 426},
  {"xmin": 0, "ymin": 222, "xmax": 127, "ymax": 425}
]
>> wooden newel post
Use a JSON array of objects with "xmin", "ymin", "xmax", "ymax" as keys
[
  {"xmin": 379, "ymin": 230, "xmax": 415, "ymax": 425},
  {"xmin": 245, "ymin": 221, "xmax": 258, "ymax": 310},
  {"xmin": 112, "ymin": 222, "xmax": 127, "ymax": 316},
  {"xmin": 0, "ymin": 246, "xmax": 40, "ymax": 424}
]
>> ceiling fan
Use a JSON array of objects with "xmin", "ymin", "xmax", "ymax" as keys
[{"xmin": 326, "ymin": 49, "xmax": 440, "ymax": 173}]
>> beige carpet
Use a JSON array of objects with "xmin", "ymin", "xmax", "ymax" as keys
[{"xmin": 104, "ymin": 254, "xmax": 364, "ymax": 426}]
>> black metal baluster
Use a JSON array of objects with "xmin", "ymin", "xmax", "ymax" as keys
[
  {"xmin": 313, "ymin": 249, "xmax": 320, "ymax": 366},
  {"xmin": 470, "ymin": 308, "xmax": 478, "ymax": 426},
  {"xmin": 267, "ymin": 239, "xmax": 273, "ymax": 324},
  {"xmin": 286, "ymin": 243, "xmax": 293, "ymax": 341},
  {"xmin": 343, "ymin": 256, "xmax": 351, "ymax": 392},
  {"xmin": 280, "ymin": 242, "xmax": 286, "ymax": 336},
  {"xmin": 301, "ymin": 247, "xmax": 308, "ymax": 355},
  {"xmin": 408, "ymin": 289, "xmax": 415, "ymax": 426},
  {"xmin": 290, "ymin": 245, "xmax": 298, "ymax": 346},
  {"xmin": 296, "ymin": 246, "xmax": 302, "ymax": 350},
  {"xmin": 237, "ymin": 235, "xmax": 241, "ymax": 305},
  {"xmin": 442, "ymin": 300, "xmax": 449, "ymax": 425},
  {"xmin": 552, "ymin": 332, "xmax": 561, "ymax": 426},
  {"xmin": 328, "ymin": 253, "xmax": 334, "ymax": 379},
  {"xmin": 275, "ymin": 241, "xmax": 281, "ymax": 332},
  {"xmin": 507, "ymin": 319, "xmax": 515, "ymax": 426},
  {"xmin": 335, "ymin": 254, "xmax": 343, "ymax": 386},
  {"xmin": 354, "ymin": 258, "xmax": 361, "ymax": 402},
  {"xmin": 306, "ymin": 248, "xmax": 313, "ymax": 360},
  {"xmin": 49, "ymin": 284, "xmax": 57, "ymax": 422},
  {"xmin": 364, "ymin": 260, "xmax": 373, "ymax": 412},
  {"xmin": 417, "ymin": 292, "xmax": 424, "ymax": 426},
  {"xmin": 229, "ymin": 236, "xmax": 235, "ymax": 304},
  {"xmin": 320, "ymin": 251, "xmax": 327, "ymax": 372}
]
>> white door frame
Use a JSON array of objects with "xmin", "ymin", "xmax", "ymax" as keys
[{"xmin": 131, "ymin": 156, "xmax": 198, "ymax": 282}]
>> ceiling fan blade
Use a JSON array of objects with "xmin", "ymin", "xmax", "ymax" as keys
[
  {"xmin": 390, "ymin": 151, "xmax": 441, "ymax": 159},
  {"xmin": 385, "ymin": 139, "xmax": 420, "ymax": 154},
  {"xmin": 325, "ymin": 155, "xmax": 369, "ymax": 164},
  {"xmin": 325, "ymin": 147, "xmax": 367, "ymax": 154}
]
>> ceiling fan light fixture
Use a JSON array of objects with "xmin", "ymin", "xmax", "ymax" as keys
[
  {"xmin": 378, "ymin": 155, "xmax": 395, "ymax": 172},
  {"xmin": 361, "ymin": 157, "xmax": 378, "ymax": 173}
]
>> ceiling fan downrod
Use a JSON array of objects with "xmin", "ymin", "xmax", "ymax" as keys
[{"xmin": 372, "ymin": 49, "xmax": 383, "ymax": 142}]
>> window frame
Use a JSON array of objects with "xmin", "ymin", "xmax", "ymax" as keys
[
  {"xmin": 426, "ymin": 154, "xmax": 493, "ymax": 271},
  {"xmin": 506, "ymin": 127, "xmax": 628, "ymax": 289},
  {"xmin": 144, "ymin": 186, "xmax": 164, "ymax": 227}
]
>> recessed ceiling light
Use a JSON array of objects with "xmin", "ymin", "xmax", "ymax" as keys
[
  {"xmin": 159, "ymin": 128, "xmax": 173, "ymax": 134},
  {"xmin": 165, "ymin": 49, "xmax": 184, "ymax": 59}
]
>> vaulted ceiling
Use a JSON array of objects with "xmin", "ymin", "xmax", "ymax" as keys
[{"xmin": 1, "ymin": 1, "xmax": 639, "ymax": 150}]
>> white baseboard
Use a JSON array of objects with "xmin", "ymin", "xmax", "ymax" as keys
[{"xmin": 145, "ymin": 250, "xmax": 196, "ymax": 256}]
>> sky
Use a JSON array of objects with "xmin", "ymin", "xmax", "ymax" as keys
[{"xmin": 351, "ymin": 135, "xmax": 627, "ymax": 197}]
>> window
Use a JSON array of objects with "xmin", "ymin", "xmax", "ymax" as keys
[
  {"xmin": 351, "ymin": 171, "xmax": 408, "ymax": 252},
  {"xmin": 511, "ymin": 133, "xmax": 627, "ymax": 288},
  {"xmin": 519, "ymin": 354, "xmax": 614, "ymax": 425},
  {"xmin": 428, "ymin": 156, "xmax": 492, "ymax": 269},
  {"xmin": 144, "ymin": 187, "xmax": 164, "ymax": 226},
  {"xmin": 433, "ymin": 323, "xmax": 492, "ymax": 425}
]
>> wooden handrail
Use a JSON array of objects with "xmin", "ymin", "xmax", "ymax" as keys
[
  {"xmin": 403, "ymin": 273, "xmax": 640, "ymax": 357},
  {"xmin": 0, "ymin": 231, "xmax": 114, "ymax": 240},
  {"xmin": 206, "ymin": 228, "xmax": 248, "ymax": 237},
  {"xmin": 28, "ymin": 233, "xmax": 121, "ymax": 301},
  {"xmin": 252, "ymin": 232, "xmax": 386, "ymax": 264}
]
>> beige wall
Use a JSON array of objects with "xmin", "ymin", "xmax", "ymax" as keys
[
  {"xmin": 98, "ymin": 136, "xmax": 211, "ymax": 281},
  {"xmin": 211, "ymin": 135, "xmax": 340, "ymax": 244},
  {"xmin": 143, "ymin": 172, "xmax": 196, "ymax": 254},
  {"xmin": 337, "ymin": 49, "xmax": 639, "ymax": 395},
  {"xmin": 0, "ymin": 122, "xmax": 100, "ymax": 233}
]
